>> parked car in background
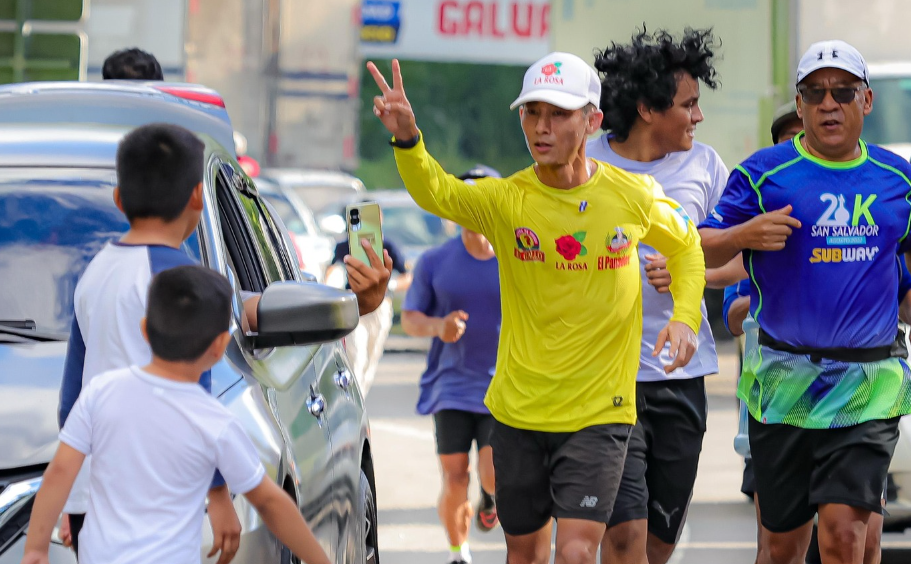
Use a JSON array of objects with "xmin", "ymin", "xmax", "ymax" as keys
[
  {"xmin": 320, "ymin": 189, "xmax": 458, "ymax": 272},
  {"xmin": 260, "ymin": 169, "xmax": 366, "ymax": 236},
  {"xmin": 862, "ymin": 62, "xmax": 911, "ymax": 160},
  {"xmin": 0, "ymin": 82, "xmax": 379, "ymax": 564},
  {"xmin": 255, "ymin": 177, "xmax": 336, "ymax": 283}
]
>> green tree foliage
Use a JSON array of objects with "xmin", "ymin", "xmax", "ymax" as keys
[{"xmin": 357, "ymin": 59, "xmax": 533, "ymax": 189}]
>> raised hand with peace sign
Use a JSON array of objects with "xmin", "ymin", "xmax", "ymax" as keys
[{"xmin": 366, "ymin": 59, "xmax": 420, "ymax": 143}]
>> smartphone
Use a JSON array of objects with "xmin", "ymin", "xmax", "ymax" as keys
[{"xmin": 346, "ymin": 202, "xmax": 384, "ymax": 265}]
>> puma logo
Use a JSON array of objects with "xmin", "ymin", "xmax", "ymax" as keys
[{"xmin": 651, "ymin": 500, "xmax": 681, "ymax": 528}]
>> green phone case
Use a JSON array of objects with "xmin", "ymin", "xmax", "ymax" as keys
[{"xmin": 346, "ymin": 202, "xmax": 384, "ymax": 265}]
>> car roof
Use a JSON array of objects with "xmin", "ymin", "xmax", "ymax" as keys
[
  {"xmin": 261, "ymin": 168, "xmax": 366, "ymax": 190},
  {"xmin": 0, "ymin": 81, "xmax": 236, "ymax": 155},
  {"xmin": 0, "ymin": 123, "xmax": 228, "ymax": 169},
  {"xmin": 363, "ymin": 189, "xmax": 418, "ymax": 206},
  {"xmin": 867, "ymin": 62, "xmax": 911, "ymax": 79}
]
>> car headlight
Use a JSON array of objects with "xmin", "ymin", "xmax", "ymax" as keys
[{"xmin": 0, "ymin": 476, "xmax": 42, "ymax": 553}]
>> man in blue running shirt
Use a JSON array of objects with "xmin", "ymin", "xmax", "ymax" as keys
[{"xmin": 700, "ymin": 40, "xmax": 911, "ymax": 564}]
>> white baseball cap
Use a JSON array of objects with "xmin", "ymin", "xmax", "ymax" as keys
[
  {"xmin": 510, "ymin": 52, "xmax": 601, "ymax": 111},
  {"xmin": 796, "ymin": 40, "xmax": 869, "ymax": 85}
]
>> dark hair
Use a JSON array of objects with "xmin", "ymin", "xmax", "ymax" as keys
[
  {"xmin": 146, "ymin": 265, "xmax": 233, "ymax": 362},
  {"xmin": 116, "ymin": 123, "xmax": 205, "ymax": 222},
  {"xmin": 102, "ymin": 48, "xmax": 163, "ymax": 80},
  {"xmin": 594, "ymin": 27, "xmax": 720, "ymax": 140}
]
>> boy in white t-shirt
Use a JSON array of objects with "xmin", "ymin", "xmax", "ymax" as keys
[{"xmin": 22, "ymin": 266, "xmax": 332, "ymax": 564}]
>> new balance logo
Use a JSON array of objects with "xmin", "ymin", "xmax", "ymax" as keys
[{"xmin": 580, "ymin": 496, "xmax": 598, "ymax": 508}]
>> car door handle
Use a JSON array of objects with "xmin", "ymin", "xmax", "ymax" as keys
[
  {"xmin": 307, "ymin": 393, "xmax": 326, "ymax": 418},
  {"xmin": 335, "ymin": 369, "xmax": 352, "ymax": 391}
]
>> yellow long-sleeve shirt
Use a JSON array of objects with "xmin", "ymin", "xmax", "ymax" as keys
[{"xmin": 395, "ymin": 138, "xmax": 706, "ymax": 431}]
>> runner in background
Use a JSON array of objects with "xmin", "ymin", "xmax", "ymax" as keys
[{"xmin": 402, "ymin": 164, "xmax": 503, "ymax": 564}]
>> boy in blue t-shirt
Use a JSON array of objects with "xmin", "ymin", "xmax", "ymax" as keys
[
  {"xmin": 701, "ymin": 40, "xmax": 911, "ymax": 564},
  {"xmin": 58, "ymin": 123, "xmax": 243, "ymax": 559},
  {"xmin": 401, "ymin": 165, "xmax": 502, "ymax": 564}
]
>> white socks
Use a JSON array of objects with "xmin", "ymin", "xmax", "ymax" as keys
[{"xmin": 449, "ymin": 542, "xmax": 471, "ymax": 563}]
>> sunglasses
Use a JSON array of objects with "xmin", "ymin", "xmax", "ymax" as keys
[{"xmin": 797, "ymin": 85, "xmax": 866, "ymax": 105}]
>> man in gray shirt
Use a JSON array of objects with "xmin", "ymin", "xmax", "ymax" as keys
[{"xmin": 587, "ymin": 28, "xmax": 743, "ymax": 564}]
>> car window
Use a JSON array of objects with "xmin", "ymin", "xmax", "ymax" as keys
[
  {"xmin": 214, "ymin": 163, "xmax": 293, "ymax": 292},
  {"xmin": 255, "ymin": 190, "xmax": 298, "ymax": 281},
  {"xmin": 0, "ymin": 168, "xmax": 202, "ymax": 334}
]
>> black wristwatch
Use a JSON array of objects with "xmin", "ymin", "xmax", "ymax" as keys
[{"xmin": 389, "ymin": 132, "xmax": 421, "ymax": 149}]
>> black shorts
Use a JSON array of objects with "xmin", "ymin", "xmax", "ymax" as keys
[
  {"xmin": 749, "ymin": 415, "xmax": 900, "ymax": 533},
  {"xmin": 608, "ymin": 377, "xmax": 707, "ymax": 544},
  {"xmin": 742, "ymin": 457, "xmax": 756, "ymax": 498},
  {"xmin": 491, "ymin": 420, "xmax": 632, "ymax": 536},
  {"xmin": 432, "ymin": 410, "xmax": 495, "ymax": 455}
]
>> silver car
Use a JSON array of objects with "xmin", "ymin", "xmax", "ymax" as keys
[{"xmin": 0, "ymin": 83, "xmax": 379, "ymax": 564}]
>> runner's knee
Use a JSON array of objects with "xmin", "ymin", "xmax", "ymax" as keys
[
  {"xmin": 766, "ymin": 533, "xmax": 806, "ymax": 564},
  {"xmin": 505, "ymin": 533, "xmax": 551, "ymax": 564},
  {"xmin": 819, "ymin": 518, "xmax": 866, "ymax": 563},
  {"xmin": 604, "ymin": 521, "xmax": 646, "ymax": 554},
  {"xmin": 441, "ymin": 467, "xmax": 470, "ymax": 489},
  {"xmin": 645, "ymin": 532, "xmax": 677, "ymax": 564},
  {"xmin": 557, "ymin": 537, "xmax": 599, "ymax": 564}
]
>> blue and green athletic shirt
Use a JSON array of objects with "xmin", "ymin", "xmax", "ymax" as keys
[{"xmin": 700, "ymin": 132, "xmax": 911, "ymax": 428}]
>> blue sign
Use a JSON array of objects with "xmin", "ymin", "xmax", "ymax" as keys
[{"xmin": 361, "ymin": 0, "xmax": 401, "ymax": 44}]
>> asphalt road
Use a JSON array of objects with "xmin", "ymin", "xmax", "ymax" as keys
[{"xmin": 367, "ymin": 340, "xmax": 911, "ymax": 564}]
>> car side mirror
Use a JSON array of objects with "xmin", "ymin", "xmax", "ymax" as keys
[{"xmin": 252, "ymin": 282, "xmax": 358, "ymax": 350}]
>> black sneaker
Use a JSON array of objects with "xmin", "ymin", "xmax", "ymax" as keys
[{"xmin": 475, "ymin": 488, "xmax": 498, "ymax": 532}]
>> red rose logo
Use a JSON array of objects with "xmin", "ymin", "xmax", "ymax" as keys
[
  {"xmin": 555, "ymin": 234, "xmax": 583, "ymax": 261},
  {"xmin": 541, "ymin": 62, "xmax": 562, "ymax": 76}
]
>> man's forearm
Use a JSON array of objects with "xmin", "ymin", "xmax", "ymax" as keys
[
  {"xmin": 727, "ymin": 297, "xmax": 751, "ymax": 337},
  {"xmin": 705, "ymin": 254, "xmax": 748, "ymax": 289},
  {"xmin": 699, "ymin": 227, "xmax": 744, "ymax": 269},
  {"xmin": 665, "ymin": 243, "xmax": 707, "ymax": 334},
  {"xmin": 401, "ymin": 310, "xmax": 442, "ymax": 338}
]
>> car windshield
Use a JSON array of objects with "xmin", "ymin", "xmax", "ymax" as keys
[
  {"xmin": 0, "ymin": 168, "xmax": 200, "ymax": 335},
  {"xmin": 382, "ymin": 205, "xmax": 454, "ymax": 247},
  {"xmin": 862, "ymin": 76, "xmax": 911, "ymax": 145}
]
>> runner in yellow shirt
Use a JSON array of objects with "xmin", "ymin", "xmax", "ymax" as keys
[{"xmin": 367, "ymin": 52, "xmax": 706, "ymax": 564}]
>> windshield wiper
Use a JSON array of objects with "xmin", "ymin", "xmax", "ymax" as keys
[{"xmin": 0, "ymin": 321, "xmax": 67, "ymax": 342}]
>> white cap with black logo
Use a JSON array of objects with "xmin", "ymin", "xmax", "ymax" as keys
[
  {"xmin": 510, "ymin": 52, "xmax": 601, "ymax": 111},
  {"xmin": 796, "ymin": 40, "xmax": 869, "ymax": 85}
]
